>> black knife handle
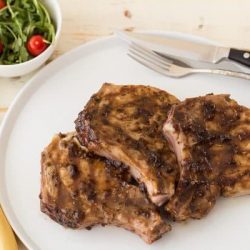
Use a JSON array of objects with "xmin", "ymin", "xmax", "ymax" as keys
[{"xmin": 228, "ymin": 48, "xmax": 250, "ymax": 68}]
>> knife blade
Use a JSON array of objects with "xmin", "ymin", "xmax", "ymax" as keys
[{"xmin": 117, "ymin": 31, "xmax": 250, "ymax": 68}]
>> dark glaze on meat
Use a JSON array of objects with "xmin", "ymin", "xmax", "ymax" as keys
[
  {"xmin": 163, "ymin": 94, "xmax": 250, "ymax": 221},
  {"xmin": 40, "ymin": 133, "xmax": 170, "ymax": 244},
  {"xmin": 75, "ymin": 83, "xmax": 180, "ymax": 206}
]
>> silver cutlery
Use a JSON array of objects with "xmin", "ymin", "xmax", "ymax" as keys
[
  {"xmin": 128, "ymin": 43, "xmax": 250, "ymax": 80},
  {"xmin": 118, "ymin": 31, "xmax": 250, "ymax": 68}
]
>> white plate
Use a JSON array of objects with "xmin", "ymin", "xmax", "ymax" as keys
[{"xmin": 0, "ymin": 32, "xmax": 250, "ymax": 250}]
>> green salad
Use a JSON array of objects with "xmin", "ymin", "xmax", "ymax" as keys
[{"xmin": 0, "ymin": 0, "xmax": 55, "ymax": 65}]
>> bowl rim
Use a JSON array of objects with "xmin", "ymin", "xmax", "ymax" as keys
[{"xmin": 0, "ymin": 0, "xmax": 62, "ymax": 68}]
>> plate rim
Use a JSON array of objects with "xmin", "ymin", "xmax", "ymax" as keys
[{"xmin": 0, "ymin": 31, "xmax": 235, "ymax": 250}]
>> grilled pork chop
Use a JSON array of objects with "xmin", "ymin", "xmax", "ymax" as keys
[
  {"xmin": 40, "ymin": 133, "xmax": 170, "ymax": 243},
  {"xmin": 75, "ymin": 83, "xmax": 180, "ymax": 206},
  {"xmin": 163, "ymin": 94, "xmax": 250, "ymax": 221}
]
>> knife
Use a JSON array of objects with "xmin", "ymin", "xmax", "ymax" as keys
[{"xmin": 117, "ymin": 31, "xmax": 250, "ymax": 68}]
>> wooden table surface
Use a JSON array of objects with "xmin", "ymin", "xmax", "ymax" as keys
[{"xmin": 0, "ymin": 0, "xmax": 250, "ymax": 249}]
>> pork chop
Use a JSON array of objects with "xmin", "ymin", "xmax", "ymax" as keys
[
  {"xmin": 163, "ymin": 94, "xmax": 250, "ymax": 221},
  {"xmin": 40, "ymin": 133, "xmax": 170, "ymax": 243},
  {"xmin": 75, "ymin": 83, "xmax": 180, "ymax": 206}
]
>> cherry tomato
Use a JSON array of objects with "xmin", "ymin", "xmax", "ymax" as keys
[
  {"xmin": 27, "ymin": 35, "xmax": 48, "ymax": 56},
  {"xmin": 0, "ymin": 41, "xmax": 3, "ymax": 54},
  {"xmin": 0, "ymin": 0, "xmax": 6, "ymax": 9}
]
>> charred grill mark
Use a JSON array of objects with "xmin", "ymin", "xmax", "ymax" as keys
[
  {"xmin": 218, "ymin": 176, "xmax": 237, "ymax": 188},
  {"xmin": 104, "ymin": 161, "xmax": 131, "ymax": 182},
  {"xmin": 182, "ymin": 125, "xmax": 210, "ymax": 145},
  {"xmin": 135, "ymin": 209, "xmax": 151, "ymax": 218},
  {"xmin": 101, "ymin": 105, "xmax": 112, "ymax": 118},
  {"xmin": 135, "ymin": 107, "xmax": 154, "ymax": 122},
  {"xmin": 148, "ymin": 151, "xmax": 160, "ymax": 166},
  {"xmin": 174, "ymin": 109, "xmax": 185, "ymax": 124},
  {"xmin": 180, "ymin": 116, "xmax": 233, "ymax": 145},
  {"xmin": 68, "ymin": 142, "xmax": 84, "ymax": 158},
  {"xmin": 75, "ymin": 112, "xmax": 98, "ymax": 146},
  {"xmin": 71, "ymin": 190, "xmax": 79, "ymax": 199},
  {"xmin": 104, "ymin": 189, "xmax": 112, "ymax": 199},
  {"xmin": 147, "ymin": 122, "xmax": 160, "ymax": 137},
  {"xmin": 41, "ymin": 203, "xmax": 85, "ymax": 229},
  {"xmin": 67, "ymin": 164, "xmax": 79, "ymax": 179},
  {"xmin": 203, "ymin": 101, "xmax": 216, "ymax": 120},
  {"xmin": 79, "ymin": 180, "xmax": 97, "ymax": 202},
  {"xmin": 193, "ymin": 186, "xmax": 205, "ymax": 198},
  {"xmin": 216, "ymin": 104, "xmax": 241, "ymax": 129}
]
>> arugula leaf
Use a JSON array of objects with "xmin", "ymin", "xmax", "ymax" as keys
[{"xmin": 0, "ymin": 0, "xmax": 55, "ymax": 64}]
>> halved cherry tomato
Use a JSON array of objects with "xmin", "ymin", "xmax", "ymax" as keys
[
  {"xmin": 0, "ymin": 41, "xmax": 3, "ymax": 54},
  {"xmin": 27, "ymin": 35, "xmax": 48, "ymax": 57},
  {"xmin": 0, "ymin": 0, "xmax": 6, "ymax": 9}
]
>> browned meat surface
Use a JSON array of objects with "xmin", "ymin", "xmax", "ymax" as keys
[
  {"xmin": 163, "ymin": 94, "xmax": 250, "ymax": 221},
  {"xmin": 75, "ymin": 83, "xmax": 180, "ymax": 206},
  {"xmin": 40, "ymin": 133, "xmax": 170, "ymax": 244}
]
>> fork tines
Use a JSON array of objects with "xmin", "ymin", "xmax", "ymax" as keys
[{"xmin": 128, "ymin": 43, "xmax": 175, "ymax": 76}]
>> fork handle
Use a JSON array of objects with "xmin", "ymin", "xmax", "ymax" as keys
[
  {"xmin": 193, "ymin": 68, "xmax": 250, "ymax": 80},
  {"xmin": 228, "ymin": 48, "xmax": 250, "ymax": 68}
]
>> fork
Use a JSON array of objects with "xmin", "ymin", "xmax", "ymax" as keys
[{"xmin": 128, "ymin": 43, "xmax": 250, "ymax": 80}]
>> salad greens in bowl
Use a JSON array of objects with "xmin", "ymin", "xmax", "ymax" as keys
[{"xmin": 0, "ymin": 0, "xmax": 62, "ymax": 77}]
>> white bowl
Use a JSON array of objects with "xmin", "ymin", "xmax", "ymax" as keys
[{"xmin": 0, "ymin": 0, "xmax": 62, "ymax": 78}]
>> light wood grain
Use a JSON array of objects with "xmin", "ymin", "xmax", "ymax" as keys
[{"xmin": 0, "ymin": 0, "xmax": 250, "ymax": 249}]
